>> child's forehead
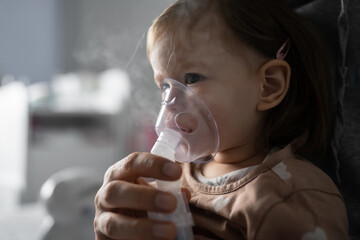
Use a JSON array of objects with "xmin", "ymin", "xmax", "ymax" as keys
[
  {"xmin": 149, "ymin": 26, "xmax": 265, "ymax": 78},
  {"xmin": 150, "ymin": 31, "xmax": 231, "ymax": 70},
  {"xmin": 180, "ymin": 10, "xmax": 229, "ymax": 43},
  {"xmin": 151, "ymin": 14, "xmax": 241, "ymax": 60},
  {"xmin": 148, "ymin": 4, "xmax": 265, "ymax": 73}
]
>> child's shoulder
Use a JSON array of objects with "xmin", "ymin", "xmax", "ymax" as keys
[
  {"xmin": 258, "ymin": 144, "xmax": 340, "ymax": 197},
  {"xmin": 180, "ymin": 144, "xmax": 348, "ymax": 239},
  {"xmin": 248, "ymin": 145, "xmax": 348, "ymax": 240}
]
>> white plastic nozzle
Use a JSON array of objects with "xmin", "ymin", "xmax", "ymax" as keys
[
  {"xmin": 151, "ymin": 129, "xmax": 182, "ymax": 162},
  {"xmin": 150, "ymin": 130, "xmax": 194, "ymax": 240}
]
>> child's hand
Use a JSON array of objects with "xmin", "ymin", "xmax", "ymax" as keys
[{"xmin": 94, "ymin": 152, "xmax": 182, "ymax": 240}]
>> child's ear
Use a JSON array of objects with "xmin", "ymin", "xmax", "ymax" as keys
[{"xmin": 256, "ymin": 59, "xmax": 291, "ymax": 111}]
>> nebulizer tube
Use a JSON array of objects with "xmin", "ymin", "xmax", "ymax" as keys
[
  {"xmin": 148, "ymin": 78, "xmax": 220, "ymax": 240},
  {"xmin": 150, "ymin": 129, "xmax": 194, "ymax": 239}
]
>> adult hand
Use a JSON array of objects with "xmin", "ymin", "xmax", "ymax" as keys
[{"xmin": 94, "ymin": 152, "xmax": 183, "ymax": 240}]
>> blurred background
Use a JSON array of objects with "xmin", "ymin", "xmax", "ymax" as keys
[{"xmin": 0, "ymin": 0, "xmax": 175, "ymax": 239}]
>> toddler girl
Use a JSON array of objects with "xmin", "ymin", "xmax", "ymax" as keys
[{"xmin": 94, "ymin": 0, "xmax": 349, "ymax": 239}]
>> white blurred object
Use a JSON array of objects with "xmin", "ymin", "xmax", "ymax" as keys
[
  {"xmin": 0, "ymin": 202, "xmax": 46, "ymax": 240},
  {"xmin": 0, "ymin": 79, "xmax": 28, "ymax": 209},
  {"xmin": 27, "ymin": 80, "xmax": 50, "ymax": 103},
  {"xmin": 97, "ymin": 68, "xmax": 131, "ymax": 113},
  {"xmin": 23, "ymin": 68, "xmax": 132, "ymax": 203},
  {"xmin": 43, "ymin": 68, "xmax": 130, "ymax": 114},
  {"xmin": 51, "ymin": 73, "xmax": 82, "ymax": 96},
  {"xmin": 39, "ymin": 167, "xmax": 103, "ymax": 240}
]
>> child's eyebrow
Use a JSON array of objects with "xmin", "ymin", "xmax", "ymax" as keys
[{"xmin": 175, "ymin": 59, "xmax": 213, "ymax": 71}]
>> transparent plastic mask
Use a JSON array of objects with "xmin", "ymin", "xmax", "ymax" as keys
[{"xmin": 154, "ymin": 78, "xmax": 220, "ymax": 163}]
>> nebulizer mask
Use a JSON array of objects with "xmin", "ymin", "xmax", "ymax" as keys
[{"xmin": 148, "ymin": 78, "xmax": 219, "ymax": 240}]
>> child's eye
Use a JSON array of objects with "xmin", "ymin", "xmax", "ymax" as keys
[{"xmin": 184, "ymin": 73, "xmax": 204, "ymax": 85}]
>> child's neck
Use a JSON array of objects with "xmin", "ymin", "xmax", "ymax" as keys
[{"xmin": 201, "ymin": 143, "xmax": 268, "ymax": 178}]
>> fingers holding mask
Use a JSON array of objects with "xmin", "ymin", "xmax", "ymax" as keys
[
  {"xmin": 95, "ymin": 211, "xmax": 177, "ymax": 240},
  {"xmin": 103, "ymin": 152, "xmax": 182, "ymax": 184},
  {"xmin": 94, "ymin": 152, "xmax": 182, "ymax": 239},
  {"xmin": 96, "ymin": 180, "xmax": 177, "ymax": 213},
  {"xmin": 97, "ymin": 152, "xmax": 181, "ymax": 213}
]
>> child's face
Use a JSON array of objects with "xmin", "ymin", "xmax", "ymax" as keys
[{"xmin": 149, "ymin": 16, "xmax": 266, "ymax": 156}]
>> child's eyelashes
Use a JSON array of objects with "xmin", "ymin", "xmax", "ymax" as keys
[
  {"xmin": 184, "ymin": 73, "xmax": 205, "ymax": 85},
  {"xmin": 156, "ymin": 73, "xmax": 205, "ymax": 90}
]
